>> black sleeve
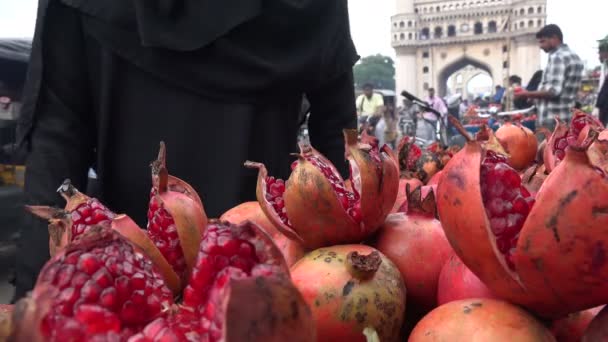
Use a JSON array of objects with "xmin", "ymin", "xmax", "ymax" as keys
[
  {"xmin": 306, "ymin": 70, "xmax": 357, "ymax": 179},
  {"xmin": 13, "ymin": 1, "xmax": 95, "ymax": 300}
]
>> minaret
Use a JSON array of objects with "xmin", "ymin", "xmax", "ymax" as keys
[{"xmin": 393, "ymin": 0, "xmax": 418, "ymax": 99}]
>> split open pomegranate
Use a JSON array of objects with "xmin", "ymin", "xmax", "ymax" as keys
[
  {"xmin": 438, "ymin": 115, "xmax": 608, "ymax": 318},
  {"xmin": 246, "ymin": 129, "xmax": 398, "ymax": 249}
]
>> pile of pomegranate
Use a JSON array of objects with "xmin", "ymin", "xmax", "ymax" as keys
[{"xmin": 2, "ymin": 111, "xmax": 608, "ymax": 341}]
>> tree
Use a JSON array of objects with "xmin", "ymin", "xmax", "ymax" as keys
[{"xmin": 353, "ymin": 54, "xmax": 396, "ymax": 90}]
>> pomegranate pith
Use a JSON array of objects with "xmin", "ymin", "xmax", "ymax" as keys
[{"xmin": 480, "ymin": 151, "xmax": 534, "ymax": 269}]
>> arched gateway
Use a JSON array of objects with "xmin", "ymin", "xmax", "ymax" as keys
[{"xmin": 392, "ymin": 0, "xmax": 547, "ymax": 98}]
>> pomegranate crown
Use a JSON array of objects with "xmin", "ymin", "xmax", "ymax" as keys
[{"xmin": 405, "ymin": 184, "xmax": 437, "ymax": 218}]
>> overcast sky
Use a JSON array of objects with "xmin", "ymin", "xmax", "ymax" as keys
[{"xmin": 0, "ymin": 0, "xmax": 605, "ymax": 68}]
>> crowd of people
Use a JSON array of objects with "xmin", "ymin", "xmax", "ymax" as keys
[{"xmin": 356, "ymin": 24, "xmax": 608, "ymax": 146}]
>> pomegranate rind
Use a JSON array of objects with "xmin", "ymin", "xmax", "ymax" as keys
[
  {"xmin": 223, "ymin": 276, "xmax": 316, "ymax": 342},
  {"xmin": 0, "ymin": 305, "xmax": 13, "ymax": 341},
  {"xmin": 290, "ymin": 245, "xmax": 406, "ymax": 342},
  {"xmin": 514, "ymin": 131, "xmax": 608, "ymax": 316},
  {"xmin": 111, "ymin": 214, "xmax": 181, "ymax": 294},
  {"xmin": 436, "ymin": 141, "xmax": 549, "ymax": 313},
  {"xmin": 10, "ymin": 285, "xmax": 56, "ymax": 342},
  {"xmin": 245, "ymin": 161, "xmax": 305, "ymax": 244},
  {"xmin": 220, "ymin": 202, "xmax": 305, "ymax": 267},
  {"xmin": 344, "ymin": 129, "xmax": 399, "ymax": 234},
  {"xmin": 437, "ymin": 254, "xmax": 497, "ymax": 306},
  {"xmin": 375, "ymin": 211, "xmax": 450, "ymax": 310},
  {"xmin": 543, "ymin": 117, "xmax": 569, "ymax": 173},
  {"xmin": 550, "ymin": 306, "xmax": 604, "ymax": 342},
  {"xmin": 409, "ymin": 299, "xmax": 556, "ymax": 342},
  {"xmin": 521, "ymin": 163, "xmax": 547, "ymax": 196},
  {"xmin": 582, "ymin": 305, "xmax": 608, "ymax": 342},
  {"xmin": 283, "ymin": 157, "xmax": 361, "ymax": 249}
]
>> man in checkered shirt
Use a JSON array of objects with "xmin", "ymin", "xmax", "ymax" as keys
[{"xmin": 515, "ymin": 25, "xmax": 584, "ymax": 130}]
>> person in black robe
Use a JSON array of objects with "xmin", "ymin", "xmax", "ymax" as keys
[{"xmin": 13, "ymin": 0, "xmax": 359, "ymax": 300}]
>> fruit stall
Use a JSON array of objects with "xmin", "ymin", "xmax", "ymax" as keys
[{"xmin": 1, "ymin": 109, "xmax": 608, "ymax": 341}]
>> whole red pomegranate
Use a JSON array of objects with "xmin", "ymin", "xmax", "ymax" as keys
[
  {"xmin": 544, "ymin": 110, "xmax": 605, "ymax": 173},
  {"xmin": 426, "ymin": 170, "xmax": 443, "ymax": 186},
  {"xmin": 391, "ymin": 178, "xmax": 424, "ymax": 213},
  {"xmin": 550, "ymin": 306, "xmax": 604, "ymax": 342},
  {"xmin": 246, "ymin": 129, "xmax": 399, "ymax": 249},
  {"xmin": 220, "ymin": 201, "xmax": 306, "ymax": 266},
  {"xmin": 582, "ymin": 305, "xmax": 608, "ymax": 342},
  {"xmin": 438, "ymin": 117, "xmax": 608, "ymax": 318},
  {"xmin": 409, "ymin": 299, "xmax": 556, "ymax": 341},
  {"xmin": 375, "ymin": 185, "xmax": 451, "ymax": 310},
  {"xmin": 290, "ymin": 245, "xmax": 406, "ymax": 342},
  {"xmin": 495, "ymin": 122, "xmax": 538, "ymax": 170},
  {"xmin": 437, "ymin": 254, "xmax": 497, "ymax": 306},
  {"xmin": 11, "ymin": 221, "xmax": 315, "ymax": 342}
]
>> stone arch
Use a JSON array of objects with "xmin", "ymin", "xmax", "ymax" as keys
[{"xmin": 437, "ymin": 56, "xmax": 493, "ymax": 96}]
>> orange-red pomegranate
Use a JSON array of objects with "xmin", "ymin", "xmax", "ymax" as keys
[
  {"xmin": 290, "ymin": 245, "xmax": 406, "ymax": 342},
  {"xmin": 550, "ymin": 306, "xmax": 604, "ymax": 342},
  {"xmin": 246, "ymin": 129, "xmax": 398, "ymax": 249},
  {"xmin": 438, "ymin": 116, "xmax": 608, "ymax": 318},
  {"xmin": 409, "ymin": 299, "xmax": 556, "ymax": 341},
  {"xmin": 220, "ymin": 201, "xmax": 305, "ymax": 266},
  {"xmin": 437, "ymin": 254, "xmax": 497, "ymax": 306},
  {"xmin": 495, "ymin": 122, "xmax": 538, "ymax": 170},
  {"xmin": 375, "ymin": 185, "xmax": 451, "ymax": 310}
]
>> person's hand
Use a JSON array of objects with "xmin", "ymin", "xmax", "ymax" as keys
[{"xmin": 513, "ymin": 90, "xmax": 529, "ymax": 99}]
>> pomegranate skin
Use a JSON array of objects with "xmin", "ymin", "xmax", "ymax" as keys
[
  {"xmin": 550, "ymin": 306, "xmax": 604, "ymax": 342},
  {"xmin": 437, "ymin": 254, "xmax": 497, "ymax": 306},
  {"xmin": 220, "ymin": 202, "xmax": 306, "ymax": 266},
  {"xmin": 496, "ymin": 122, "xmax": 538, "ymax": 170},
  {"xmin": 409, "ymin": 299, "xmax": 556, "ymax": 342},
  {"xmin": 513, "ymin": 132, "xmax": 608, "ymax": 315},
  {"xmin": 375, "ymin": 186, "xmax": 451, "ymax": 311},
  {"xmin": 582, "ymin": 305, "xmax": 608, "ymax": 342},
  {"xmin": 290, "ymin": 245, "xmax": 406, "ymax": 342},
  {"xmin": 426, "ymin": 170, "xmax": 443, "ymax": 186},
  {"xmin": 0, "ymin": 304, "xmax": 12, "ymax": 341}
]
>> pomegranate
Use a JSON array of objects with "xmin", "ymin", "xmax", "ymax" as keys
[
  {"xmin": 375, "ymin": 185, "xmax": 452, "ymax": 310},
  {"xmin": 220, "ymin": 201, "xmax": 306, "ymax": 266},
  {"xmin": 0, "ymin": 304, "xmax": 13, "ymax": 341},
  {"xmin": 131, "ymin": 220, "xmax": 314, "ymax": 342},
  {"xmin": 391, "ymin": 178, "xmax": 424, "ymax": 213},
  {"xmin": 409, "ymin": 299, "xmax": 556, "ymax": 341},
  {"xmin": 11, "ymin": 226, "xmax": 175, "ymax": 341},
  {"xmin": 27, "ymin": 180, "xmax": 116, "ymax": 257},
  {"xmin": 397, "ymin": 136, "xmax": 423, "ymax": 175},
  {"xmin": 11, "ymin": 220, "xmax": 315, "ymax": 342},
  {"xmin": 246, "ymin": 129, "xmax": 399, "ymax": 249},
  {"xmin": 147, "ymin": 142, "xmax": 208, "ymax": 281},
  {"xmin": 582, "ymin": 305, "xmax": 608, "ymax": 342},
  {"xmin": 544, "ymin": 110, "xmax": 605, "ymax": 173},
  {"xmin": 27, "ymin": 181, "xmax": 182, "ymax": 294},
  {"xmin": 550, "ymin": 306, "xmax": 604, "ymax": 342},
  {"xmin": 437, "ymin": 254, "xmax": 497, "ymax": 306},
  {"xmin": 290, "ymin": 245, "xmax": 406, "ymax": 342},
  {"xmin": 495, "ymin": 122, "xmax": 538, "ymax": 170},
  {"xmin": 438, "ymin": 116, "xmax": 608, "ymax": 317}
]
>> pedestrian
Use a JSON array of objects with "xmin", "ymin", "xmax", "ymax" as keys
[
  {"xmin": 356, "ymin": 83, "xmax": 385, "ymax": 135},
  {"xmin": 423, "ymin": 88, "xmax": 448, "ymax": 145},
  {"xmin": 594, "ymin": 35, "xmax": 608, "ymax": 125},
  {"xmin": 515, "ymin": 24, "xmax": 584, "ymax": 131},
  {"xmin": 14, "ymin": 0, "xmax": 359, "ymax": 301}
]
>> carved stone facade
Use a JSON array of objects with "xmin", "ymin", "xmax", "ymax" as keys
[{"xmin": 392, "ymin": 0, "xmax": 547, "ymax": 97}]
